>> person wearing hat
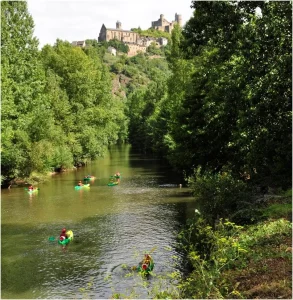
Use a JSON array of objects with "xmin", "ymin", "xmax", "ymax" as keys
[
  {"xmin": 59, "ymin": 228, "xmax": 67, "ymax": 241},
  {"xmin": 142, "ymin": 253, "xmax": 153, "ymax": 266}
]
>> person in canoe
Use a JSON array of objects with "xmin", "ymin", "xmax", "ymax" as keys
[
  {"xmin": 84, "ymin": 175, "xmax": 95, "ymax": 181},
  {"xmin": 59, "ymin": 228, "xmax": 67, "ymax": 241},
  {"xmin": 28, "ymin": 185, "xmax": 35, "ymax": 191},
  {"xmin": 114, "ymin": 172, "xmax": 121, "ymax": 183},
  {"xmin": 77, "ymin": 180, "xmax": 83, "ymax": 186},
  {"xmin": 142, "ymin": 253, "xmax": 152, "ymax": 265},
  {"xmin": 141, "ymin": 253, "xmax": 153, "ymax": 270}
]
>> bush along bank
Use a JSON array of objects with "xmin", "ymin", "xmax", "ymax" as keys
[{"xmin": 173, "ymin": 171, "xmax": 292, "ymax": 299}]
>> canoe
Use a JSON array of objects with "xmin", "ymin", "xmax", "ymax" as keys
[
  {"xmin": 84, "ymin": 176, "xmax": 95, "ymax": 181},
  {"xmin": 74, "ymin": 183, "xmax": 90, "ymax": 190},
  {"xmin": 107, "ymin": 181, "xmax": 119, "ymax": 186},
  {"xmin": 137, "ymin": 260, "xmax": 155, "ymax": 274},
  {"xmin": 27, "ymin": 188, "xmax": 39, "ymax": 194},
  {"xmin": 58, "ymin": 230, "xmax": 74, "ymax": 246}
]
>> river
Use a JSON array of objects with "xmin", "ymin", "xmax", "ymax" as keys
[{"xmin": 1, "ymin": 144, "xmax": 196, "ymax": 299}]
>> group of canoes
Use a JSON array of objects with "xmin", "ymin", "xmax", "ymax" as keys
[
  {"xmin": 74, "ymin": 172, "xmax": 122, "ymax": 189},
  {"xmin": 46, "ymin": 171, "xmax": 154, "ymax": 274},
  {"xmin": 26, "ymin": 173, "xmax": 122, "ymax": 192},
  {"xmin": 74, "ymin": 174, "xmax": 95, "ymax": 190}
]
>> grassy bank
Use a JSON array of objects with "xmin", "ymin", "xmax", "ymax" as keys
[{"xmin": 175, "ymin": 191, "xmax": 292, "ymax": 299}]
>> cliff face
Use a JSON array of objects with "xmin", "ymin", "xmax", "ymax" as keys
[
  {"xmin": 103, "ymin": 51, "xmax": 169, "ymax": 101},
  {"xmin": 111, "ymin": 74, "xmax": 128, "ymax": 98}
]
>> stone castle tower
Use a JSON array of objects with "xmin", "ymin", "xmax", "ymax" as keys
[
  {"xmin": 151, "ymin": 13, "xmax": 182, "ymax": 33},
  {"xmin": 116, "ymin": 20, "xmax": 122, "ymax": 29},
  {"xmin": 175, "ymin": 13, "xmax": 182, "ymax": 27}
]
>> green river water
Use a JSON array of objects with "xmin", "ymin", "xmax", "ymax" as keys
[{"xmin": 1, "ymin": 144, "xmax": 196, "ymax": 299}]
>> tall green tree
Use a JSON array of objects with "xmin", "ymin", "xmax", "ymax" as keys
[
  {"xmin": 40, "ymin": 40, "xmax": 127, "ymax": 162},
  {"xmin": 167, "ymin": 1, "xmax": 291, "ymax": 188},
  {"xmin": 1, "ymin": 1, "xmax": 47, "ymax": 180}
]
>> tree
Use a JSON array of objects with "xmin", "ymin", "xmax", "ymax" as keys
[
  {"xmin": 40, "ymin": 40, "xmax": 127, "ymax": 162},
  {"xmin": 167, "ymin": 1, "xmax": 291, "ymax": 188},
  {"xmin": 1, "ymin": 1, "xmax": 47, "ymax": 180}
]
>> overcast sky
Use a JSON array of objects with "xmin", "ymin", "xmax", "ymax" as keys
[{"xmin": 27, "ymin": 0, "xmax": 195, "ymax": 48}]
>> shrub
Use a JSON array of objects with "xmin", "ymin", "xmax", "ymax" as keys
[
  {"xmin": 188, "ymin": 169, "xmax": 256, "ymax": 225},
  {"xmin": 123, "ymin": 65, "xmax": 139, "ymax": 78},
  {"xmin": 178, "ymin": 218, "xmax": 246, "ymax": 299},
  {"xmin": 262, "ymin": 203, "xmax": 292, "ymax": 220},
  {"xmin": 240, "ymin": 218, "xmax": 292, "ymax": 248},
  {"xmin": 111, "ymin": 62, "xmax": 124, "ymax": 74}
]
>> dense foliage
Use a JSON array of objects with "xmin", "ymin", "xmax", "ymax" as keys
[
  {"xmin": 99, "ymin": 38, "xmax": 130, "ymax": 54},
  {"xmin": 128, "ymin": 1, "xmax": 292, "ymax": 191},
  {"xmin": 1, "ymin": 1, "xmax": 127, "ymax": 183},
  {"xmin": 169, "ymin": 1, "xmax": 292, "ymax": 190},
  {"xmin": 176, "ymin": 216, "xmax": 292, "ymax": 299}
]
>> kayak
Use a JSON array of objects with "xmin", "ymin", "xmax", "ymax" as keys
[
  {"xmin": 75, "ymin": 183, "xmax": 90, "ymax": 190},
  {"xmin": 58, "ymin": 230, "xmax": 74, "ymax": 246}
]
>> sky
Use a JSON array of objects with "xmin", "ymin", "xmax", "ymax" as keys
[{"xmin": 27, "ymin": 0, "xmax": 195, "ymax": 48}]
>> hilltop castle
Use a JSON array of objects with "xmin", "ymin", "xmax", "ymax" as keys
[
  {"xmin": 98, "ymin": 13, "xmax": 182, "ymax": 56},
  {"xmin": 151, "ymin": 13, "xmax": 182, "ymax": 33}
]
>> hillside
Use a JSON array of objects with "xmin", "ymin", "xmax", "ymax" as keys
[{"xmin": 103, "ymin": 51, "xmax": 171, "ymax": 98}]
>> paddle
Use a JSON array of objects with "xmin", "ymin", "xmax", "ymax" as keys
[
  {"xmin": 24, "ymin": 188, "xmax": 40, "ymax": 191},
  {"xmin": 148, "ymin": 246, "xmax": 157, "ymax": 254}
]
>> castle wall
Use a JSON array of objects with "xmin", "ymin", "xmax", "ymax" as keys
[
  {"xmin": 151, "ymin": 13, "xmax": 182, "ymax": 33},
  {"xmin": 101, "ymin": 29, "xmax": 139, "ymax": 44}
]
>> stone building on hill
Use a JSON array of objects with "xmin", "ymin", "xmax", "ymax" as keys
[
  {"xmin": 98, "ymin": 14, "xmax": 181, "ymax": 56},
  {"xmin": 98, "ymin": 21, "xmax": 140, "ymax": 44},
  {"xmin": 151, "ymin": 13, "xmax": 182, "ymax": 33},
  {"xmin": 98, "ymin": 21, "xmax": 147, "ymax": 56}
]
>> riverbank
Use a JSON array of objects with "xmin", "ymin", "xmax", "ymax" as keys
[
  {"xmin": 170, "ymin": 192, "xmax": 292, "ymax": 299},
  {"xmin": 2, "ymin": 168, "xmax": 77, "ymax": 189}
]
